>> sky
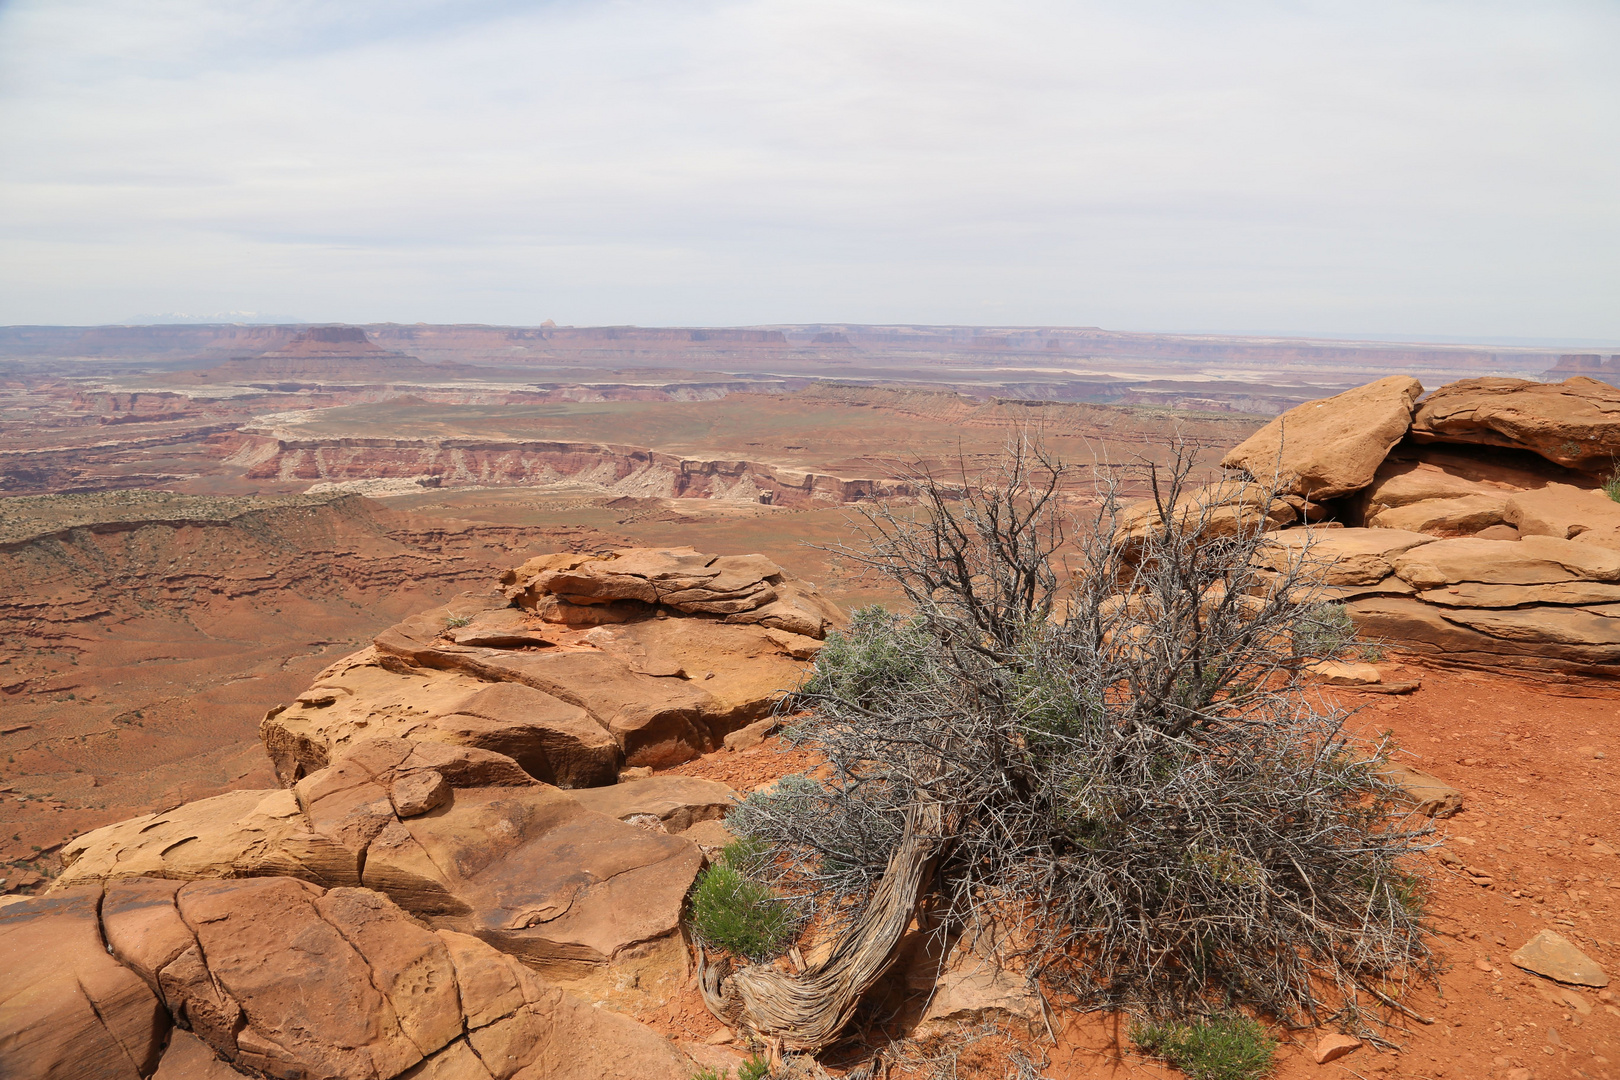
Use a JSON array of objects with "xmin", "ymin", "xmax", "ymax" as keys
[{"xmin": 0, "ymin": 1, "xmax": 1616, "ymax": 341}]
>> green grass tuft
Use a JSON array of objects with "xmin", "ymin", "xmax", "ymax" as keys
[
  {"xmin": 687, "ymin": 841, "xmax": 797, "ymax": 962},
  {"xmin": 1132, "ymin": 1013, "xmax": 1277, "ymax": 1080},
  {"xmin": 688, "ymin": 1060, "xmax": 770, "ymax": 1080},
  {"xmin": 1605, "ymin": 469, "xmax": 1620, "ymax": 504}
]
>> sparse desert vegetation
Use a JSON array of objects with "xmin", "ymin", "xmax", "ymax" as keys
[{"xmin": 711, "ymin": 442, "xmax": 1434, "ymax": 1059}]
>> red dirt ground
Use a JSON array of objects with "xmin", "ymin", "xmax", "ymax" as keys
[{"xmin": 651, "ymin": 659, "xmax": 1620, "ymax": 1080}]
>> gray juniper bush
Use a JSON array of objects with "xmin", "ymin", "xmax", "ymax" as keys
[{"xmin": 711, "ymin": 437, "xmax": 1434, "ymax": 1046}]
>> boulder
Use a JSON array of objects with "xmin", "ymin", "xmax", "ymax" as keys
[
  {"xmin": 504, "ymin": 547, "xmax": 845, "ymax": 640},
  {"xmin": 1256, "ymin": 527, "xmax": 1435, "ymax": 587},
  {"xmin": 1410, "ymin": 377, "xmax": 1620, "ymax": 473},
  {"xmin": 1511, "ymin": 929, "xmax": 1610, "ymax": 987},
  {"xmin": 581, "ymin": 618, "xmax": 811, "ymax": 730},
  {"xmin": 172, "ymin": 877, "xmax": 426, "ymax": 1077},
  {"xmin": 1380, "ymin": 442, "xmax": 1593, "ymax": 492},
  {"xmin": 0, "ymin": 886, "xmax": 168, "ymax": 1080},
  {"xmin": 391, "ymin": 769, "xmax": 450, "ymax": 817},
  {"xmin": 1367, "ymin": 494, "xmax": 1510, "ymax": 537},
  {"xmin": 1200, "ymin": 384, "xmax": 1620, "ymax": 672},
  {"xmin": 151, "ymin": 1031, "xmax": 239, "ymax": 1079},
  {"xmin": 1362, "ymin": 458, "xmax": 1524, "ymax": 515},
  {"xmin": 373, "ymin": 628, "xmax": 724, "ymax": 768},
  {"xmin": 445, "ymin": 606, "xmax": 558, "ymax": 648},
  {"xmin": 565, "ymin": 775, "xmax": 738, "ymax": 833},
  {"xmin": 1220, "ymin": 376, "xmax": 1423, "ymax": 499},
  {"xmin": 270, "ymin": 549, "xmax": 836, "ymax": 773},
  {"xmin": 261, "ymin": 646, "xmax": 620, "ymax": 787},
  {"xmin": 364, "ymin": 781, "xmax": 702, "ymax": 972},
  {"xmin": 1390, "ymin": 535, "xmax": 1620, "ymax": 589},
  {"xmin": 724, "ymin": 717, "xmax": 781, "ymax": 751},
  {"xmin": 914, "ymin": 960, "xmax": 1045, "ymax": 1041},
  {"xmin": 294, "ymin": 740, "xmax": 704, "ymax": 973},
  {"xmin": 431, "ymin": 680, "xmax": 621, "ymax": 788},
  {"xmin": 1506, "ymin": 484, "xmax": 1620, "ymax": 551},
  {"xmin": 908, "ymin": 929, "xmax": 1045, "ymax": 1041},
  {"xmin": 100, "ymin": 877, "xmax": 197, "ymax": 998},
  {"xmin": 372, "ymin": 603, "xmax": 815, "ymax": 769}
]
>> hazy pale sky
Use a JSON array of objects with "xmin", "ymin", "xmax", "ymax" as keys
[{"xmin": 1, "ymin": 0, "xmax": 1616, "ymax": 339}]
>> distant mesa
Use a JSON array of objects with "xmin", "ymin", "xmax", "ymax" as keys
[
  {"xmin": 164, "ymin": 325, "xmax": 456, "ymax": 385},
  {"xmin": 811, "ymin": 331, "xmax": 851, "ymax": 345},
  {"xmin": 259, "ymin": 325, "xmax": 390, "ymax": 357},
  {"xmin": 1542, "ymin": 353, "xmax": 1620, "ymax": 380}
]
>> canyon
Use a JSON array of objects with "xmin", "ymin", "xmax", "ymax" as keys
[{"xmin": 5, "ymin": 321, "xmax": 1620, "ymax": 1080}]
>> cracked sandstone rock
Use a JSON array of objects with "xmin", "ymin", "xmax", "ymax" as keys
[
  {"xmin": 56, "ymin": 739, "xmax": 705, "ymax": 977},
  {"xmin": 502, "ymin": 546, "xmax": 845, "ymax": 640},
  {"xmin": 2, "ymin": 877, "xmax": 697, "ymax": 1080},
  {"xmin": 364, "ymin": 589, "xmax": 823, "ymax": 769},
  {"xmin": 1410, "ymin": 376, "xmax": 1620, "ymax": 474},
  {"xmin": 261, "ymin": 644, "xmax": 622, "ymax": 786}
]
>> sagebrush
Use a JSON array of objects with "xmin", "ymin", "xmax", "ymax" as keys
[{"xmin": 723, "ymin": 438, "xmax": 1434, "ymax": 1034}]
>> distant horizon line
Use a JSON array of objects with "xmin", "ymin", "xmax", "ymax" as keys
[{"xmin": 8, "ymin": 319, "xmax": 1618, "ymax": 354}]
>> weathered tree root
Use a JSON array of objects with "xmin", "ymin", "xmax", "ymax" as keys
[{"xmin": 699, "ymin": 800, "xmax": 945, "ymax": 1051}]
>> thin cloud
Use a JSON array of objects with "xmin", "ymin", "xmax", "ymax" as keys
[{"xmin": 0, "ymin": 0, "xmax": 1615, "ymax": 337}]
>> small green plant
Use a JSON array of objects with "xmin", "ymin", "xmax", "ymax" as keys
[
  {"xmin": 687, "ymin": 1056, "xmax": 769, "ymax": 1080},
  {"xmin": 1132, "ymin": 1014, "xmax": 1276, "ymax": 1080},
  {"xmin": 1293, "ymin": 602, "xmax": 1357, "ymax": 659},
  {"xmin": 687, "ymin": 839, "xmax": 797, "ymax": 962},
  {"xmin": 445, "ymin": 615, "xmax": 472, "ymax": 628},
  {"xmin": 1604, "ymin": 468, "xmax": 1620, "ymax": 505}
]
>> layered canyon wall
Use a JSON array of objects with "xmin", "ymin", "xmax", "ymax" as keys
[{"xmin": 233, "ymin": 433, "xmax": 913, "ymax": 506}]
